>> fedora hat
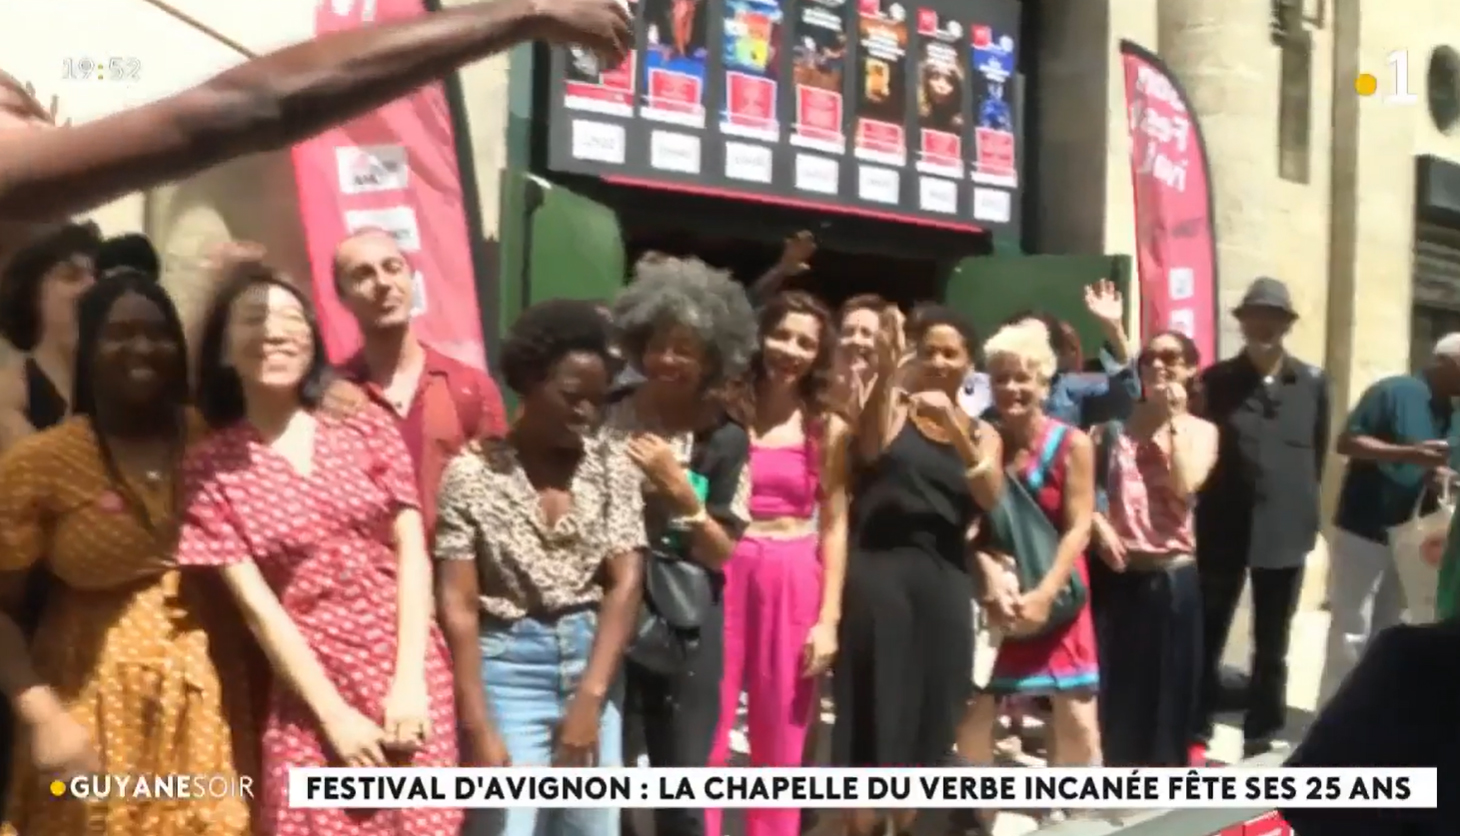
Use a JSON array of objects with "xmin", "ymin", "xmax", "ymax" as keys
[{"xmin": 1233, "ymin": 276, "xmax": 1297, "ymax": 319}]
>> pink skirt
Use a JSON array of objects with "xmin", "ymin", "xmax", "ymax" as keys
[{"xmin": 987, "ymin": 554, "xmax": 1100, "ymax": 695}]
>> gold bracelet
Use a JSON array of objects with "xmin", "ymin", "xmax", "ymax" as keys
[
  {"xmin": 965, "ymin": 459, "xmax": 993, "ymax": 480},
  {"xmin": 671, "ymin": 505, "xmax": 710, "ymax": 530}
]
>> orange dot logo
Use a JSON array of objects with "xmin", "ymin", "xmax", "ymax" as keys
[{"xmin": 1355, "ymin": 73, "xmax": 1378, "ymax": 96}]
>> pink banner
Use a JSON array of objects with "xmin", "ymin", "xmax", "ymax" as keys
[
  {"xmin": 1119, "ymin": 40, "xmax": 1218, "ymax": 365},
  {"xmin": 292, "ymin": 0, "xmax": 486, "ymax": 370}
]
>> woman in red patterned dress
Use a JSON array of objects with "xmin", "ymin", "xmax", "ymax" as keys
[
  {"xmin": 961, "ymin": 319, "xmax": 1102, "ymax": 831},
  {"xmin": 175, "ymin": 263, "xmax": 460, "ymax": 836}
]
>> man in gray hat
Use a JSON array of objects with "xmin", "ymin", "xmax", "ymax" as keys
[{"xmin": 1193, "ymin": 276, "xmax": 1330, "ymax": 760}]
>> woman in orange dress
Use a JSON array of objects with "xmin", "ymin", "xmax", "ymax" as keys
[{"xmin": 0, "ymin": 269, "xmax": 255, "ymax": 836}]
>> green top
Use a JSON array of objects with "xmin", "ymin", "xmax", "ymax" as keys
[{"xmin": 1333, "ymin": 374, "xmax": 1454, "ymax": 543}]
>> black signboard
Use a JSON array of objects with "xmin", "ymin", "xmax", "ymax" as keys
[{"xmin": 544, "ymin": 0, "xmax": 1022, "ymax": 233}]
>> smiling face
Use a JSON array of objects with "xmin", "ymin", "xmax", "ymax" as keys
[
  {"xmin": 641, "ymin": 321, "xmax": 709, "ymax": 397},
  {"xmin": 92, "ymin": 291, "xmax": 183, "ymax": 409},
  {"xmin": 224, "ymin": 283, "xmax": 316, "ymax": 396},
  {"xmin": 762, "ymin": 310, "xmax": 822, "ymax": 388},
  {"xmin": 989, "ymin": 352, "xmax": 1046, "ymax": 419},
  {"xmin": 1140, "ymin": 332, "xmax": 1194, "ymax": 391},
  {"xmin": 838, "ymin": 307, "xmax": 879, "ymax": 373},
  {"xmin": 912, "ymin": 324, "xmax": 971, "ymax": 396}
]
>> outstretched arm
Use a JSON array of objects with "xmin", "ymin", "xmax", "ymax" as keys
[{"xmin": 0, "ymin": 0, "xmax": 630, "ymax": 221}]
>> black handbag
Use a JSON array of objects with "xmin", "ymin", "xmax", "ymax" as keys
[
  {"xmin": 985, "ymin": 422, "xmax": 1087, "ymax": 638},
  {"xmin": 626, "ymin": 455, "xmax": 715, "ymax": 675},
  {"xmin": 626, "ymin": 547, "xmax": 713, "ymax": 675}
]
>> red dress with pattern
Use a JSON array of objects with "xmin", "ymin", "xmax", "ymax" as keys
[
  {"xmin": 987, "ymin": 418, "xmax": 1101, "ymax": 694},
  {"xmin": 176, "ymin": 406, "xmax": 461, "ymax": 836}
]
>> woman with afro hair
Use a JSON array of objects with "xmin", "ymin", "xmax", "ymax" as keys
[{"xmin": 435, "ymin": 299, "xmax": 647, "ymax": 836}]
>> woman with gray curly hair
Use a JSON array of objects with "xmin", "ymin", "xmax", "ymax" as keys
[{"xmin": 604, "ymin": 254, "xmax": 757, "ymax": 836}]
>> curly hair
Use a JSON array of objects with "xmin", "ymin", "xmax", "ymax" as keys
[
  {"xmin": 0, "ymin": 221, "xmax": 102, "ymax": 350},
  {"xmin": 500, "ymin": 299, "xmax": 615, "ymax": 396},
  {"xmin": 907, "ymin": 303, "xmax": 979, "ymax": 353},
  {"xmin": 611, "ymin": 254, "xmax": 758, "ymax": 388},
  {"xmin": 726, "ymin": 291, "xmax": 842, "ymax": 427}
]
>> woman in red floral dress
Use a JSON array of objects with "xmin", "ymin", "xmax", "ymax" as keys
[{"xmin": 175, "ymin": 263, "xmax": 460, "ymax": 836}]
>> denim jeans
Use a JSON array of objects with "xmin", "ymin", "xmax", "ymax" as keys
[{"xmin": 468, "ymin": 610, "xmax": 624, "ymax": 836}]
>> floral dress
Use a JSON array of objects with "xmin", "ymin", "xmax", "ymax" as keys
[
  {"xmin": 0, "ymin": 414, "xmax": 254, "ymax": 836},
  {"xmin": 176, "ymin": 405, "xmax": 461, "ymax": 836}
]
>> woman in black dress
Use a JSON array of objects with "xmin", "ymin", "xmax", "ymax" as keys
[{"xmin": 832, "ymin": 305, "xmax": 1003, "ymax": 836}]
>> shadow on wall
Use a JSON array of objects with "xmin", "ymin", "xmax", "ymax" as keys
[{"xmin": 147, "ymin": 149, "xmax": 310, "ymax": 328}]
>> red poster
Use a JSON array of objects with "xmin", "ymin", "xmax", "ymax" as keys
[
  {"xmin": 293, "ymin": 0, "xmax": 486, "ymax": 370},
  {"xmin": 719, "ymin": 0, "xmax": 783, "ymax": 140},
  {"xmin": 564, "ymin": 11, "xmax": 639, "ymax": 119},
  {"xmin": 1120, "ymin": 39, "xmax": 1219, "ymax": 366},
  {"xmin": 789, "ymin": 0, "xmax": 849, "ymax": 153},
  {"xmin": 913, "ymin": 6, "xmax": 964, "ymax": 179},
  {"xmin": 852, "ymin": 0, "xmax": 908, "ymax": 166}
]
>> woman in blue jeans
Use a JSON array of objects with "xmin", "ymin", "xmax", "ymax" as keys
[{"xmin": 435, "ymin": 300, "xmax": 647, "ymax": 836}]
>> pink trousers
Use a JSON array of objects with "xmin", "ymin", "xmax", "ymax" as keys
[{"xmin": 706, "ymin": 533, "xmax": 822, "ymax": 836}]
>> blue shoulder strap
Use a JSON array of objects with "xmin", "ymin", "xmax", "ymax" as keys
[{"xmin": 1023, "ymin": 423, "xmax": 1069, "ymax": 492}]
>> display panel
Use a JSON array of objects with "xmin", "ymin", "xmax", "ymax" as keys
[{"xmin": 544, "ymin": 0, "xmax": 1022, "ymax": 233}]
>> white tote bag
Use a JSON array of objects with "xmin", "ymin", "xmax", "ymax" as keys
[{"xmin": 1388, "ymin": 480, "xmax": 1455, "ymax": 624}]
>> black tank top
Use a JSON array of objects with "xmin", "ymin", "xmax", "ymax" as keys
[
  {"xmin": 0, "ymin": 360, "xmax": 65, "ymax": 797},
  {"xmin": 24, "ymin": 357, "xmax": 67, "ymax": 431},
  {"xmin": 852, "ymin": 423, "xmax": 980, "ymax": 562}
]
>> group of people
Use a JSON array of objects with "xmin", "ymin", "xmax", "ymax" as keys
[
  {"xmin": 0, "ymin": 208, "xmax": 1366, "ymax": 836},
  {"xmin": 0, "ymin": 4, "xmax": 1450, "ymax": 836}
]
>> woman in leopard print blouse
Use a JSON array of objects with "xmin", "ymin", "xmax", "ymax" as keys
[{"xmin": 435, "ymin": 300, "xmax": 646, "ymax": 836}]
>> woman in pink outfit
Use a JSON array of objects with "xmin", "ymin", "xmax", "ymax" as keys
[{"xmin": 708, "ymin": 292, "xmax": 851, "ymax": 836}]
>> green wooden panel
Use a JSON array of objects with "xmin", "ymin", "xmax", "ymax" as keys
[
  {"xmin": 526, "ymin": 176, "xmax": 626, "ymax": 306},
  {"xmin": 943, "ymin": 254, "xmax": 1133, "ymax": 354}
]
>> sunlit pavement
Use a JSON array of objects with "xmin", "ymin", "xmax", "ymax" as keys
[{"xmin": 655, "ymin": 604, "xmax": 1331, "ymax": 836}]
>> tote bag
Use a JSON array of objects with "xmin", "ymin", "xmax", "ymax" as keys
[
  {"xmin": 1389, "ymin": 479, "xmax": 1454, "ymax": 624},
  {"xmin": 985, "ymin": 423, "xmax": 1087, "ymax": 638}
]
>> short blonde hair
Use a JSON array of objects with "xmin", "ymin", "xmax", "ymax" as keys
[{"xmin": 984, "ymin": 319, "xmax": 1058, "ymax": 382}]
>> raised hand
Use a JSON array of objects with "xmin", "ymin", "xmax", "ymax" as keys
[
  {"xmin": 527, "ymin": 0, "xmax": 634, "ymax": 68},
  {"xmin": 1083, "ymin": 279, "xmax": 1124, "ymax": 327},
  {"xmin": 778, "ymin": 231, "xmax": 816, "ymax": 275}
]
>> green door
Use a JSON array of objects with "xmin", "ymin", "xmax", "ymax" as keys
[
  {"xmin": 943, "ymin": 254, "xmax": 1134, "ymax": 355},
  {"xmin": 498, "ymin": 172, "xmax": 627, "ymax": 335}
]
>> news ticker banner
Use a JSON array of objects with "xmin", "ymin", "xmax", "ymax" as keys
[
  {"xmin": 545, "ymin": 0, "xmax": 1022, "ymax": 234},
  {"xmin": 288, "ymin": 767, "xmax": 1436, "ymax": 809}
]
